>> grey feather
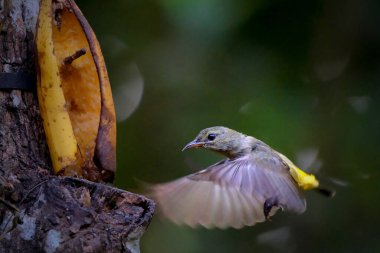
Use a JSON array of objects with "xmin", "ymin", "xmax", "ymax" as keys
[{"xmin": 150, "ymin": 147, "xmax": 306, "ymax": 229}]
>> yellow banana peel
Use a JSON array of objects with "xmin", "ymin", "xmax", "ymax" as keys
[
  {"xmin": 36, "ymin": 0, "xmax": 116, "ymax": 182},
  {"xmin": 36, "ymin": 0, "xmax": 80, "ymax": 173}
]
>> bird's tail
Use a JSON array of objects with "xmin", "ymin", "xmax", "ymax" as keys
[{"xmin": 314, "ymin": 187, "xmax": 335, "ymax": 198}]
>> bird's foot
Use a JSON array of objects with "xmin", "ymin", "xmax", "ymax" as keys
[{"xmin": 264, "ymin": 197, "xmax": 278, "ymax": 220}]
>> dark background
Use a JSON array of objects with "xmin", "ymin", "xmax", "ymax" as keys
[{"xmin": 78, "ymin": 0, "xmax": 380, "ymax": 252}]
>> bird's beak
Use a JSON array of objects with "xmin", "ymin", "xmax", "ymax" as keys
[{"xmin": 182, "ymin": 140, "xmax": 205, "ymax": 151}]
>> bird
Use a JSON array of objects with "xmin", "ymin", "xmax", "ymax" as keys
[{"xmin": 148, "ymin": 126, "xmax": 334, "ymax": 229}]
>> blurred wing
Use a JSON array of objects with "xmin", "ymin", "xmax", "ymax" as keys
[{"xmin": 149, "ymin": 153, "xmax": 306, "ymax": 229}]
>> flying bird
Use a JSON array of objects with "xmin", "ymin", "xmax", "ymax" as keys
[{"xmin": 149, "ymin": 126, "xmax": 333, "ymax": 229}]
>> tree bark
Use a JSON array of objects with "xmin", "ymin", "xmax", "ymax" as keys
[{"xmin": 0, "ymin": 1, "xmax": 154, "ymax": 252}]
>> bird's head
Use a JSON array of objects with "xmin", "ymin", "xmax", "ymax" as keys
[{"xmin": 182, "ymin": 126, "xmax": 256, "ymax": 158}]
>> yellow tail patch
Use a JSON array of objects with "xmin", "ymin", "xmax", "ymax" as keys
[{"xmin": 276, "ymin": 152, "xmax": 319, "ymax": 191}]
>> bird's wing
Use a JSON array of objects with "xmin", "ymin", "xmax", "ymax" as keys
[{"xmin": 149, "ymin": 153, "xmax": 306, "ymax": 229}]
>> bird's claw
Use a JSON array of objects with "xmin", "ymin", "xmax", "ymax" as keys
[{"xmin": 264, "ymin": 197, "xmax": 278, "ymax": 220}]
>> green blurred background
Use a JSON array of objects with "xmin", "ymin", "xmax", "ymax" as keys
[{"xmin": 78, "ymin": 0, "xmax": 380, "ymax": 252}]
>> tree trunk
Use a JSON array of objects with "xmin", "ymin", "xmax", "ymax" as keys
[{"xmin": 0, "ymin": 1, "xmax": 154, "ymax": 252}]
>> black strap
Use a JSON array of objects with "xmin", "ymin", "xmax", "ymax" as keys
[{"xmin": 0, "ymin": 72, "xmax": 36, "ymax": 91}]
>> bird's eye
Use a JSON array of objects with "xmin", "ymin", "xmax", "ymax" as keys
[{"xmin": 207, "ymin": 133, "xmax": 216, "ymax": 141}]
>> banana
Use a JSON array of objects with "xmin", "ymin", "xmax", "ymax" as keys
[
  {"xmin": 36, "ymin": 0, "xmax": 116, "ymax": 180},
  {"xmin": 36, "ymin": 0, "xmax": 80, "ymax": 174}
]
